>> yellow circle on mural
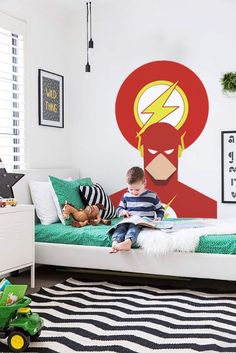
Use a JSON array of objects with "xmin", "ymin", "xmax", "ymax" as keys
[{"xmin": 134, "ymin": 80, "xmax": 189, "ymax": 131}]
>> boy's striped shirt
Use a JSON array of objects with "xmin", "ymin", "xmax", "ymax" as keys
[{"xmin": 117, "ymin": 189, "xmax": 164, "ymax": 219}]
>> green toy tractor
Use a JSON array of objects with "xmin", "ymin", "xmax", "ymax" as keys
[{"xmin": 0, "ymin": 296, "xmax": 43, "ymax": 352}]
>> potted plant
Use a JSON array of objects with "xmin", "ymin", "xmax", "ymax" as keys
[{"xmin": 220, "ymin": 72, "xmax": 236, "ymax": 96}]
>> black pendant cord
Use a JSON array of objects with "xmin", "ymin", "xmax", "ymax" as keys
[
  {"xmin": 85, "ymin": 2, "xmax": 90, "ymax": 72},
  {"xmin": 88, "ymin": 2, "xmax": 94, "ymax": 48}
]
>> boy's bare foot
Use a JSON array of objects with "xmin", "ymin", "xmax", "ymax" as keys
[
  {"xmin": 115, "ymin": 239, "xmax": 132, "ymax": 251},
  {"xmin": 109, "ymin": 241, "xmax": 118, "ymax": 253}
]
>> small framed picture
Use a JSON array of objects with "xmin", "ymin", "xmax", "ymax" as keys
[
  {"xmin": 38, "ymin": 69, "xmax": 64, "ymax": 128},
  {"xmin": 221, "ymin": 131, "xmax": 236, "ymax": 203}
]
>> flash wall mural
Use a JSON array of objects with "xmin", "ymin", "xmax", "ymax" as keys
[{"xmin": 111, "ymin": 61, "xmax": 217, "ymax": 218}]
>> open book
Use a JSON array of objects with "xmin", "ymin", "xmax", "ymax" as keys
[
  {"xmin": 160, "ymin": 219, "xmax": 210, "ymax": 233},
  {"xmin": 112, "ymin": 215, "xmax": 173, "ymax": 230}
]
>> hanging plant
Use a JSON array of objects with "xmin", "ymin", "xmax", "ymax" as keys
[{"xmin": 220, "ymin": 72, "xmax": 236, "ymax": 93}]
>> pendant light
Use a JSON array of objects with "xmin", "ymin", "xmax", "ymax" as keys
[
  {"xmin": 85, "ymin": 2, "xmax": 91, "ymax": 72},
  {"xmin": 88, "ymin": 2, "xmax": 94, "ymax": 48}
]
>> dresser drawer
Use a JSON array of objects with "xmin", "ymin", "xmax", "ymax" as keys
[{"xmin": 0, "ymin": 209, "xmax": 34, "ymax": 272}]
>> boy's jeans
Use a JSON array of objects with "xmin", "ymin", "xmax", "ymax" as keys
[{"xmin": 112, "ymin": 223, "xmax": 142, "ymax": 246}]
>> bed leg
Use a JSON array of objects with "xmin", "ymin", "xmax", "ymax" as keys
[{"xmin": 30, "ymin": 263, "xmax": 35, "ymax": 288}]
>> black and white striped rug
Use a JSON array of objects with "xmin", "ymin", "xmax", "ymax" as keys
[{"xmin": 2, "ymin": 278, "xmax": 236, "ymax": 353}]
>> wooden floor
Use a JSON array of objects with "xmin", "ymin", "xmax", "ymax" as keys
[{"xmin": 8, "ymin": 265, "xmax": 236, "ymax": 294}]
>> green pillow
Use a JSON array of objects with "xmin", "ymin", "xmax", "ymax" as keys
[{"xmin": 49, "ymin": 176, "xmax": 93, "ymax": 225}]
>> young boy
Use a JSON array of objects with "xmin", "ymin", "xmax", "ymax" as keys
[{"xmin": 110, "ymin": 166, "xmax": 164, "ymax": 253}]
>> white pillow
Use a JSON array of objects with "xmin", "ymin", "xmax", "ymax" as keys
[
  {"xmin": 29, "ymin": 178, "xmax": 72, "ymax": 225},
  {"xmin": 29, "ymin": 181, "xmax": 59, "ymax": 225}
]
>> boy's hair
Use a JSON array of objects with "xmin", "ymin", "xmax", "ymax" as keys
[{"xmin": 126, "ymin": 166, "xmax": 145, "ymax": 184}]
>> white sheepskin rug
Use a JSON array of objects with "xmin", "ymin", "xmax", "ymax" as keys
[{"xmin": 137, "ymin": 218, "xmax": 236, "ymax": 256}]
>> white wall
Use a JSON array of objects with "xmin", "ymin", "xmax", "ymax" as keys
[
  {"xmin": 0, "ymin": 0, "xmax": 74, "ymax": 169},
  {"xmin": 1, "ymin": 0, "xmax": 236, "ymax": 218},
  {"xmin": 68, "ymin": 0, "xmax": 236, "ymax": 218}
]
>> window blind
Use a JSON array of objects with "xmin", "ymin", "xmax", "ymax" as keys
[{"xmin": 0, "ymin": 23, "xmax": 24, "ymax": 170}]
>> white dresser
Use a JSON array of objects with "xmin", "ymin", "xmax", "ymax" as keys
[{"xmin": 0, "ymin": 204, "xmax": 35, "ymax": 287}]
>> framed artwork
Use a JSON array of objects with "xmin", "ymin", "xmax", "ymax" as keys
[
  {"xmin": 38, "ymin": 69, "xmax": 64, "ymax": 128},
  {"xmin": 221, "ymin": 131, "xmax": 236, "ymax": 203}
]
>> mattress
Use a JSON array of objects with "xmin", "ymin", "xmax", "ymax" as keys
[{"xmin": 35, "ymin": 219, "xmax": 236, "ymax": 254}]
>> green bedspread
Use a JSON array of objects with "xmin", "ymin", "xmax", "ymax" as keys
[
  {"xmin": 35, "ymin": 218, "xmax": 236, "ymax": 254},
  {"xmin": 35, "ymin": 218, "xmax": 121, "ymax": 247},
  {"xmin": 196, "ymin": 234, "xmax": 236, "ymax": 254}
]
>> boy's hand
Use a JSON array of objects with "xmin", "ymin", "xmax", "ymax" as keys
[
  {"xmin": 121, "ymin": 210, "xmax": 131, "ymax": 218},
  {"xmin": 155, "ymin": 217, "xmax": 162, "ymax": 221}
]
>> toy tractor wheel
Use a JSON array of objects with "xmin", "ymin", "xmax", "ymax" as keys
[{"xmin": 7, "ymin": 331, "xmax": 30, "ymax": 352}]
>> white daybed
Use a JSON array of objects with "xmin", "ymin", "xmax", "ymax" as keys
[{"xmin": 14, "ymin": 168, "xmax": 236, "ymax": 282}]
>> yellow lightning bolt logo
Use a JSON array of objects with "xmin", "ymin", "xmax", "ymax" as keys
[
  {"xmin": 137, "ymin": 81, "xmax": 179, "ymax": 137},
  {"xmin": 164, "ymin": 194, "xmax": 177, "ymax": 219},
  {"xmin": 136, "ymin": 81, "xmax": 180, "ymax": 156}
]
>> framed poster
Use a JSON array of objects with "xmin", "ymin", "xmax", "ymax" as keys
[
  {"xmin": 221, "ymin": 131, "xmax": 236, "ymax": 203},
  {"xmin": 38, "ymin": 69, "xmax": 64, "ymax": 128}
]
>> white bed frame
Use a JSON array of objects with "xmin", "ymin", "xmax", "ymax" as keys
[{"xmin": 14, "ymin": 169, "xmax": 236, "ymax": 281}]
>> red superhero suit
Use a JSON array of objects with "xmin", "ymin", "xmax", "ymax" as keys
[
  {"xmin": 110, "ymin": 122, "xmax": 216, "ymax": 218},
  {"xmin": 110, "ymin": 61, "xmax": 217, "ymax": 218}
]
